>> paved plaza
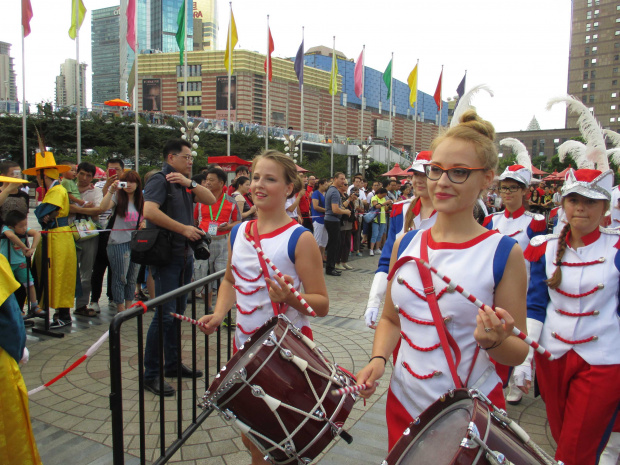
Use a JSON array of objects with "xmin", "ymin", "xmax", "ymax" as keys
[{"xmin": 21, "ymin": 252, "xmax": 558, "ymax": 465}]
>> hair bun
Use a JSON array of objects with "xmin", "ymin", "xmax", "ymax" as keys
[{"xmin": 459, "ymin": 109, "xmax": 495, "ymax": 142}]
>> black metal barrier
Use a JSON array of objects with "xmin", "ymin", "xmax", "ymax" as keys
[{"xmin": 109, "ymin": 269, "xmax": 233, "ymax": 465}]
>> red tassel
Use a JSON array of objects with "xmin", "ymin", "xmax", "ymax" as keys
[
  {"xmin": 529, "ymin": 217, "xmax": 547, "ymax": 232},
  {"xmin": 524, "ymin": 241, "xmax": 547, "ymax": 262},
  {"xmin": 482, "ymin": 215, "xmax": 493, "ymax": 228}
]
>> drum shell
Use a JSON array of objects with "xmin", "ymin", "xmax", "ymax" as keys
[
  {"xmin": 206, "ymin": 317, "xmax": 355, "ymax": 464},
  {"xmin": 385, "ymin": 389, "xmax": 547, "ymax": 465}
]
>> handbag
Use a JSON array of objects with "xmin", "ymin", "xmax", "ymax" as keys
[
  {"xmin": 363, "ymin": 207, "xmax": 379, "ymax": 224},
  {"xmin": 130, "ymin": 173, "xmax": 173, "ymax": 266}
]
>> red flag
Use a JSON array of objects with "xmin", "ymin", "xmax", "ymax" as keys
[
  {"xmin": 22, "ymin": 0, "xmax": 33, "ymax": 37},
  {"xmin": 354, "ymin": 49, "xmax": 364, "ymax": 98},
  {"xmin": 126, "ymin": 0, "xmax": 136, "ymax": 51},
  {"xmin": 264, "ymin": 27, "xmax": 275, "ymax": 82},
  {"xmin": 433, "ymin": 69, "xmax": 442, "ymax": 109}
]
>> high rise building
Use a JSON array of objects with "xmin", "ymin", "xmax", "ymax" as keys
[
  {"xmin": 193, "ymin": 0, "xmax": 218, "ymax": 50},
  {"xmin": 92, "ymin": 6, "xmax": 121, "ymax": 108},
  {"xmin": 567, "ymin": 0, "xmax": 620, "ymax": 130},
  {"xmin": 0, "ymin": 41, "xmax": 19, "ymax": 113},
  {"xmin": 55, "ymin": 59, "xmax": 87, "ymax": 108},
  {"xmin": 119, "ymin": 0, "xmax": 194, "ymax": 98}
]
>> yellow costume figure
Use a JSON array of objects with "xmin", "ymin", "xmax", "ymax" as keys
[
  {"xmin": 0, "ymin": 227, "xmax": 42, "ymax": 464},
  {"xmin": 25, "ymin": 152, "xmax": 76, "ymax": 322}
]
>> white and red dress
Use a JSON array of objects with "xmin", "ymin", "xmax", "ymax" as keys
[
  {"xmin": 524, "ymin": 228, "xmax": 620, "ymax": 465},
  {"xmin": 386, "ymin": 228, "xmax": 517, "ymax": 448},
  {"xmin": 229, "ymin": 220, "xmax": 311, "ymax": 350}
]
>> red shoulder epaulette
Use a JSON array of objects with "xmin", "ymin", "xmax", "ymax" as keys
[
  {"xmin": 523, "ymin": 234, "xmax": 555, "ymax": 262},
  {"xmin": 391, "ymin": 202, "xmax": 405, "ymax": 218},
  {"xmin": 529, "ymin": 217, "xmax": 547, "ymax": 232}
]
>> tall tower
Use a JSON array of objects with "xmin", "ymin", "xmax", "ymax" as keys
[
  {"xmin": 120, "ymin": 0, "xmax": 194, "ymax": 99},
  {"xmin": 0, "ymin": 42, "xmax": 18, "ymax": 112},
  {"xmin": 192, "ymin": 0, "xmax": 218, "ymax": 50},
  {"xmin": 55, "ymin": 59, "xmax": 87, "ymax": 108},
  {"xmin": 92, "ymin": 6, "xmax": 121, "ymax": 107},
  {"xmin": 567, "ymin": 0, "xmax": 620, "ymax": 130}
]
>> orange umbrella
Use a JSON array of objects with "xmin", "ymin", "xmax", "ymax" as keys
[{"xmin": 104, "ymin": 98, "xmax": 131, "ymax": 107}]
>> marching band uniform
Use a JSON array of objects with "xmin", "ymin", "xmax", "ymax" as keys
[
  {"xmin": 385, "ymin": 228, "xmax": 515, "ymax": 448},
  {"xmin": 365, "ymin": 152, "xmax": 436, "ymax": 326},
  {"xmin": 229, "ymin": 219, "xmax": 311, "ymax": 350},
  {"xmin": 519, "ymin": 169, "xmax": 620, "ymax": 465},
  {"xmin": 611, "ymin": 185, "xmax": 620, "ymax": 228}
]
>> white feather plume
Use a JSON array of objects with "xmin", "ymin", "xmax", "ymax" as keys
[
  {"xmin": 606, "ymin": 148, "xmax": 620, "ymax": 168},
  {"xmin": 450, "ymin": 84, "xmax": 494, "ymax": 128},
  {"xmin": 557, "ymin": 140, "xmax": 594, "ymax": 169},
  {"xmin": 546, "ymin": 95, "xmax": 606, "ymax": 168},
  {"xmin": 604, "ymin": 129, "xmax": 620, "ymax": 148},
  {"xmin": 499, "ymin": 138, "xmax": 532, "ymax": 172}
]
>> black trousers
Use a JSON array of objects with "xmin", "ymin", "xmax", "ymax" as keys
[
  {"xmin": 324, "ymin": 219, "xmax": 341, "ymax": 272},
  {"xmin": 90, "ymin": 231, "xmax": 112, "ymax": 303}
]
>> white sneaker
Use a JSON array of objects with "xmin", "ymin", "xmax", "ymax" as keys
[
  {"xmin": 506, "ymin": 379, "xmax": 523, "ymax": 404},
  {"xmin": 369, "ymin": 249, "xmax": 374, "ymax": 256},
  {"xmin": 335, "ymin": 264, "xmax": 346, "ymax": 271},
  {"xmin": 376, "ymin": 248, "xmax": 382, "ymax": 254},
  {"xmin": 343, "ymin": 263, "xmax": 353, "ymax": 270},
  {"xmin": 89, "ymin": 302, "xmax": 101, "ymax": 313}
]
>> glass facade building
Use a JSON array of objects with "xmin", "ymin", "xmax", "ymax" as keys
[{"xmin": 92, "ymin": 6, "xmax": 121, "ymax": 106}]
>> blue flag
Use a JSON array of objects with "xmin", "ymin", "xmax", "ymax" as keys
[
  {"xmin": 456, "ymin": 73, "xmax": 466, "ymax": 99},
  {"xmin": 294, "ymin": 40, "xmax": 304, "ymax": 91}
]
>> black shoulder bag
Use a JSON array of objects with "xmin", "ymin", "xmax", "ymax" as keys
[{"xmin": 130, "ymin": 172, "xmax": 173, "ymax": 267}]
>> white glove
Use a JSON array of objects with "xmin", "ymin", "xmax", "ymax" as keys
[
  {"xmin": 514, "ymin": 318, "xmax": 544, "ymax": 387},
  {"xmin": 512, "ymin": 363, "xmax": 531, "ymax": 387},
  {"xmin": 365, "ymin": 307, "xmax": 379, "ymax": 329},
  {"xmin": 20, "ymin": 347, "xmax": 29, "ymax": 365}
]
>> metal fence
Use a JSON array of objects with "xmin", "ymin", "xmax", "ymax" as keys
[{"xmin": 108, "ymin": 269, "xmax": 233, "ymax": 465}]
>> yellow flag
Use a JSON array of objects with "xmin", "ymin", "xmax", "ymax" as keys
[
  {"xmin": 224, "ymin": 9, "xmax": 238, "ymax": 74},
  {"xmin": 329, "ymin": 53, "xmax": 338, "ymax": 96},
  {"xmin": 68, "ymin": 0, "xmax": 87, "ymax": 40},
  {"xmin": 407, "ymin": 64, "xmax": 418, "ymax": 106}
]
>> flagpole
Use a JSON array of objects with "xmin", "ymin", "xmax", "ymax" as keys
[
  {"xmin": 227, "ymin": 2, "xmax": 232, "ymax": 157},
  {"xmin": 265, "ymin": 15, "xmax": 269, "ymax": 151},
  {"xmin": 359, "ymin": 45, "xmax": 365, "ymax": 148},
  {"xmin": 413, "ymin": 58, "xmax": 418, "ymax": 157},
  {"xmin": 300, "ymin": 26, "xmax": 304, "ymax": 164},
  {"xmin": 330, "ymin": 36, "xmax": 335, "ymax": 177},
  {"xmin": 134, "ymin": 5, "xmax": 139, "ymax": 171},
  {"xmin": 183, "ymin": 0, "xmax": 188, "ymax": 125},
  {"xmin": 21, "ymin": 25, "xmax": 27, "ymax": 169},
  {"xmin": 75, "ymin": 0, "xmax": 82, "ymax": 164},
  {"xmin": 438, "ymin": 64, "xmax": 443, "ymax": 128},
  {"xmin": 388, "ymin": 52, "xmax": 393, "ymax": 169}
]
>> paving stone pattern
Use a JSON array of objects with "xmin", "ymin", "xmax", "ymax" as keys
[{"xmin": 22, "ymin": 253, "xmax": 558, "ymax": 465}]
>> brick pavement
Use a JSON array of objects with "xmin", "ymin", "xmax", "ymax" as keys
[{"xmin": 21, "ymin": 252, "xmax": 560, "ymax": 465}]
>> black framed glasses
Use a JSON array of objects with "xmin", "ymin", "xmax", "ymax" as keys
[
  {"xmin": 499, "ymin": 186, "xmax": 521, "ymax": 193},
  {"xmin": 424, "ymin": 163, "xmax": 486, "ymax": 184}
]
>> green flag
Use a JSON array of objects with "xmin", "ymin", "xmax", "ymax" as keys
[
  {"xmin": 175, "ymin": 1, "xmax": 186, "ymax": 65},
  {"xmin": 383, "ymin": 59, "xmax": 392, "ymax": 100}
]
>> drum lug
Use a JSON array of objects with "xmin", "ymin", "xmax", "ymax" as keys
[
  {"xmin": 313, "ymin": 409, "xmax": 326, "ymax": 420},
  {"xmin": 284, "ymin": 441, "xmax": 297, "ymax": 457},
  {"xmin": 220, "ymin": 408, "xmax": 235, "ymax": 421},
  {"xmin": 485, "ymin": 450, "xmax": 512, "ymax": 465},
  {"xmin": 460, "ymin": 421, "xmax": 480, "ymax": 449}
]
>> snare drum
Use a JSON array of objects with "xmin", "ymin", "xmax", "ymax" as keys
[
  {"xmin": 383, "ymin": 389, "xmax": 560, "ymax": 465},
  {"xmin": 201, "ymin": 315, "xmax": 357, "ymax": 464}
]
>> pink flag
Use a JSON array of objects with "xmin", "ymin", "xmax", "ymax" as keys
[
  {"xmin": 126, "ymin": 0, "xmax": 136, "ymax": 51},
  {"xmin": 22, "ymin": 0, "xmax": 33, "ymax": 37},
  {"xmin": 354, "ymin": 49, "xmax": 364, "ymax": 98}
]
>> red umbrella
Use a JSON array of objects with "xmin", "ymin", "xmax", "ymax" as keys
[
  {"xmin": 295, "ymin": 164, "xmax": 309, "ymax": 173},
  {"xmin": 381, "ymin": 163, "xmax": 409, "ymax": 177},
  {"xmin": 531, "ymin": 166, "xmax": 548, "ymax": 176}
]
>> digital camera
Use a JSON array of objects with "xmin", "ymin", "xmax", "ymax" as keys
[
  {"xmin": 190, "ymin": 229, "xmax": 212, "ymax": 260},
  {"xmin": 118, "ymin": 182, "xmax": 128, "ymax": 188}
]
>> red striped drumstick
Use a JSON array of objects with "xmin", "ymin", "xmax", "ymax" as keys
[
  {"xmin": 414, "ymin": 258, "xmax": 554, "ymax": 361},
  {"xmin": 245, "ymin": 233, "xmax": 317, "ymax": 318},
  {"xmin": 171, "ymin": 312, "xmax": 207, "ymax": 329},
  {"xmin": 331, "ymin": 381, "xmax": 379, "ymax": 396}
]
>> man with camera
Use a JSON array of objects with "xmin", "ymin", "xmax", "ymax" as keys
[
  {"xmin": 142, "ymin": 139, "xmax": 216, "ymax": 396},
  {"xmin": 195, "ymin": 167, "xmax": 240, "ymax": 313}
]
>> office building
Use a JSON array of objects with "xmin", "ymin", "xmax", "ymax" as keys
[
  {"xmin": 92, "ymin": 6, "xmax": 121, "ymax": 107},
  {"xmin": 193, "ymin": 0, "xmax": 218, "ymax": 50},
  {"xmin": 120, "ymin": 0, "xmax": 194, "ymax": 98},
  {"xmin": 567, "ymin": 0, "xmax": 620, "ymax": 130},
  {"xmin": 55, "ymin": 59, "xmax": 87, "ymax": 108},
  {"xmin": 0, "ymin": 41, "xmax": 19, "ymax": 113}
]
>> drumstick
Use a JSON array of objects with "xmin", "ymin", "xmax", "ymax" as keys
[
  {"xmin": 414, "ymin": 258, "xmax": 554, "ymax": 361},
  {"xmin": 331, "ymin": 381, "xmax": 379, "ymax": 396},
  {"xmin": 171, "ymin": 312, "xmax": 207, "ymax": 329},
  {"xmin": 245, "ymin": 233, "xmax": 317, "ymax": 318}
]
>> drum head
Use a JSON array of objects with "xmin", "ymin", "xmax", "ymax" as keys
[{"xmin": 394, "ymin": 399, "xmax": 473, "ymax": 464}]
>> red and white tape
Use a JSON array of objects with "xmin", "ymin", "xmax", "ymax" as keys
[
  {"xmin": 245, "ymin": 233, "xmax": 317, "ymax": 318},
  {"xmin": 331, "ymin": 381, "xmax": 379, "ymax": 396},
  {"xmin": 414, "ymin": 258, "xmax": 554, "ymax": 361}
]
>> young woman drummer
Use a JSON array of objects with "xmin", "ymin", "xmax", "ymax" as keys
[
  {"xmin": 364, "ymin": 151, "xmax": 436, "ymax": 329},
  {"xmin": 356, "ymin": 110, "xmax": 529, "ymax": 450},
  {"xmin": 198, "ymin": 150, "xmax": 328, "ymax": 465},
  {"xmin": 515, "ymin": 168, "xmax": 620, "ymax": 465}
]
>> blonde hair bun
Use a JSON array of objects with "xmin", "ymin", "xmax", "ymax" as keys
[{"xmin": 459, "ymin": 109, "xmax": 495, "ymax": 142}]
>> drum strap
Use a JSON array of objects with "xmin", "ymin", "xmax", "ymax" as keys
[
  {"xmin": 249, "ymin": 220, "xmax": 284, "ymax": 317},
  {"xmin": 417, "ymin": 230, "xmax": 464, "ymax": 389}
]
